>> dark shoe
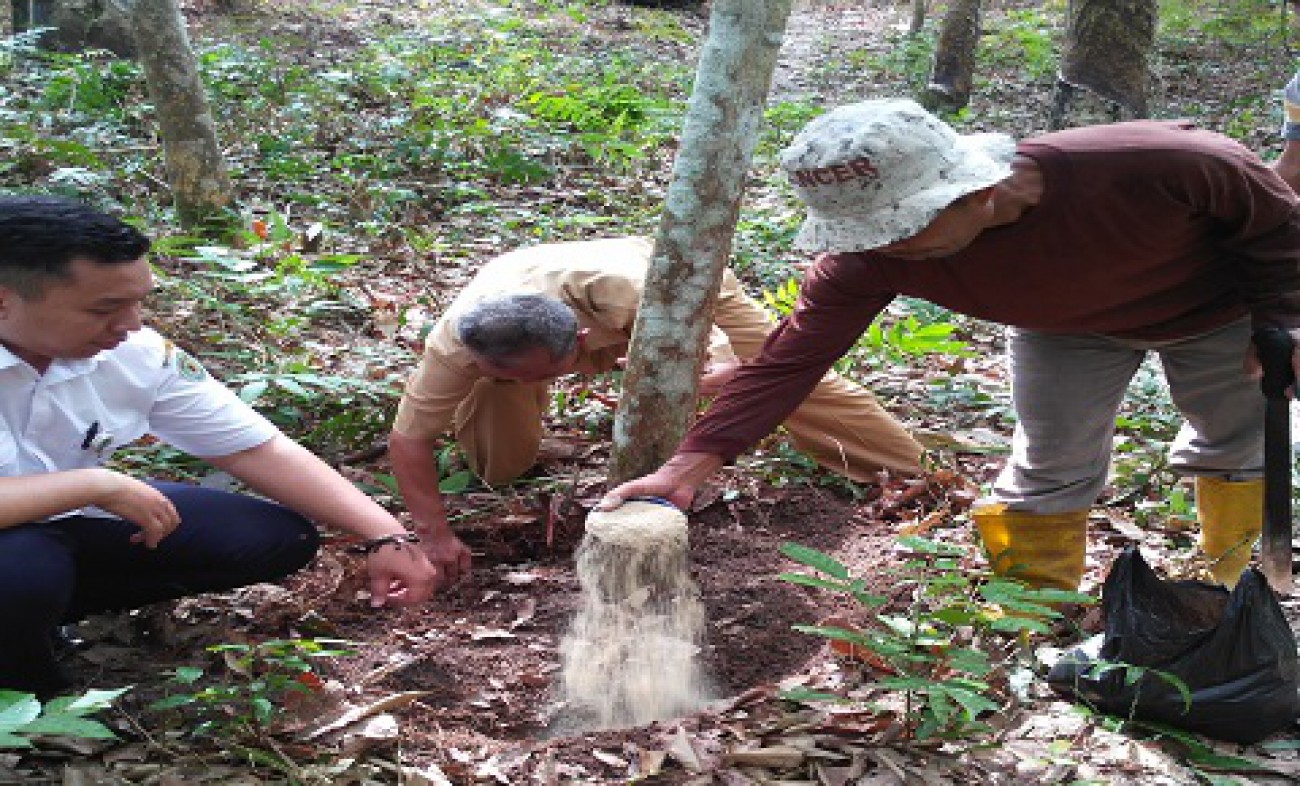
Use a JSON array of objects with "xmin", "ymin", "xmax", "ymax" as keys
[{"xmin": 50, "ymin": 625, "xmax": 90, "ymax": 662}]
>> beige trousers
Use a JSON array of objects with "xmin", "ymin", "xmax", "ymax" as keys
[{"xmin": 452, "ymin": 281, "xmax": 923, "ymax": 485}]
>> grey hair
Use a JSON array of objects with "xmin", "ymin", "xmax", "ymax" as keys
[{"xmin": 455, "ymin": 294, "xmax": 579, "ymax": 365}]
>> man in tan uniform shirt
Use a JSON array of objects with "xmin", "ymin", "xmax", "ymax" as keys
[{"xmin": 389, "ymin": 237, "xmax": 922, "ymax": 586}]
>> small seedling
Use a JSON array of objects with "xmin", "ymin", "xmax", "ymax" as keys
[
  {"xmin": 151, "ymin": 638, "xmax": 354, "ymax": 743},
  {"xmin": 779, "ymin": 536, "xmax": 1093, "ymax": 740}
]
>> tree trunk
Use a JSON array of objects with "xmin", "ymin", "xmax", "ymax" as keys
[
  {"xmin": 1051, "ymin": 0, "xmax": 1156, "ymax": 127},
  {"xmin": 908, "ymin": 0, "xmax": 927, "ymax": 36},
  {"xmin": 12, "ymin": 0, "xmax": 55, "ymax": 46},
  {"xmin": 12, "ymin": 0, "xmax": 55, "ymax": 31},
  {"xmin": 14, "ymin": 0, "xmax": 135, "ymax": 56},
  {"xmin": 607, "ymin": 0, "xmax": 795, "ymax": 485},
  {"xmin": 130, "ymin": 0, "xmax": 234, "ymax": 230},
  {"xmin": 921, "ymin": 0, "xmax": 982, "ymax": 112}
]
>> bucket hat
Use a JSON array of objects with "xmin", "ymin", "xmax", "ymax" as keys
[{"xmin": 781, "ymin": 99, "xmax": 1015, "ymax": 253}]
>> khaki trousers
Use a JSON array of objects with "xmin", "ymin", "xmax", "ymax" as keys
[
  {"xmin": 993, "ymin": 318, "xmax": 1264, "ymax": 513},
  {"xmin": 452, "ymin": 280, "xmax": 923, "ymax": 485}
]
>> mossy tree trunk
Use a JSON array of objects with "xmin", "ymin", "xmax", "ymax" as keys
[
  {"xmin": 607, "ymin": 0, "xmax": 795, "ymax": 484},
  {"xmin": 1050, "ymin": 0, "xmax": 1157, "ymax": 128},
  {"xmin": 921, "ymin": 0, "xmax": 982, "ymax": 112},
  {"xmin": 131, "ymin": 0, "xmax": 234, "ymax": 229}
]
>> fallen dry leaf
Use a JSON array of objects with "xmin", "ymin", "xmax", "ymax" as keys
[
  {"xmin": 339, "ymin": 713, "xmax": 400, "ymax": 757},
  {"xmin": 665, "ymin": 726, "xmax": 705, "ymax": 772},
  {"xmin": 470, "ymin": 627, "xmax": 517, "ymax": 641},
  {"xmin": 398, "ymin": 762, "xmax": 455, "ymax": 786},
  {"xmin": 302, "ymin": 691, "xmax": 430, "ymax": 740},
  {"xmin": 638, "ymin": 749, "xmax": 668, "ymax": 777},
  {"xmin": 722, "ymin": 745, "xmax": 806, "ymax": 769},
  {"xmin": 591, "ymin": 749, "xmax": 628, "ymax": 768},
  {"xmin": 510, "ymin": 597, "xmax": 537, "ymax": 629}
]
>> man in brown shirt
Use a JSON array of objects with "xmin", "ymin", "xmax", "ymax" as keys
[
  {"xmin": 389, "ymin": 237, "xmax": 923, "ymax": 586},
  {"xmin": 605, "ymin": 99, "xmax": 1300, "ymax": 591}
]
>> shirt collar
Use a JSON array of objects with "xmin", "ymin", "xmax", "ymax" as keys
[
  {"xmin": 0, "ymin": 343, "xmax": 102, "ymax": 379},
  {"xmin": 0, "ymin": 343, "xmax": 22, "ymax": 371}
]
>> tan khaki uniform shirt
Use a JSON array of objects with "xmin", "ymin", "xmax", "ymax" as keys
[{"xmin": 393, "ymin": 237, "xmax": 736, "ymax": 440}]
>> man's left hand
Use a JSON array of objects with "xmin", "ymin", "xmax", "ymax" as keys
[
  {"xmin": 418, "ymin": 527, "xmax": 473, "ymax": 591},
  {"xmin": 1244, "ymin": 327, "xmax": 1300, "ymax": 397},
  {"xmin": 366, "ymin": 542, "xmax": 440, "ymax": 607}
]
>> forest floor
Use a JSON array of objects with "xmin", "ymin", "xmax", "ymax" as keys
[{"xmin": 3, "ymin": 0, "xmax": 1300, "ymax": 784}]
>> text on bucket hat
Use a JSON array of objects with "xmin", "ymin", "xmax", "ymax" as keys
[{"xmin": 780, "ymin": 98, "xmax": 1014, "ymax": 253}]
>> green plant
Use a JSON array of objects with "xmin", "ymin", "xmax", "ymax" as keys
[
  {"xmin": 763, "ymin": 280, "xmax": 973, "ymax": 375},
  {"xmin": 1159, "ymin": 0, "xmax": 1286, "ymax": 47},
  {"xmin": 1109, "ymin": 362, "xmax": 1185, "ymax": 516},
  {"xmin": 978, "ymin": 7, "xmax": 1059, "ymax": 81},
  {"xmin": 0, "ymin": 688, "xmax": 129, "ymax": 749},
  {"xmin": 151, "ymin": 638, "xmax": 353, "ymax": 743},
  {"xmin": 779, "ymin": 536, "xmax": 1092, "ymax": 740},
  {"xmin": 859, "ymin": 315, "xmax": 974, "ymax": 367},
  {"xmin": 847, "ymin": 29, "xmax": 937, "ymax": 92}
]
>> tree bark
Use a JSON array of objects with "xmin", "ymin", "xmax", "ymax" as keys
[
  {"xmin": 607, "ymin": 0, "xmax": 795, "ymax": 485},
  {"xmin": 14, "ymin": 0, "xmax": 136, "ymax": 56},
  {"xmin": 130, "ymin": 0, "xmax": 234, "ymax": 229},
  {"xmin": 908, "ymin": 0, "xmax": 927, "ymax": 37},
  {"xmin": 921, "ymin": 0, "xmax": 982, "ymax": 112},
  {"xmin": 1052, "ymin": 0, "xmax": 1156, "ymax": 126},
  {"xmin": 12, "ymin": 0, "xmax": 55, "ymax": 31}
]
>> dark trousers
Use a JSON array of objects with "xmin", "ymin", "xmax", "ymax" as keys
[{"xmin": 0, "ymin": 482, "xmax": 320, "ymax": 695}]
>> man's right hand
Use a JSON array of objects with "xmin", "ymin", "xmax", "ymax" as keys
[
  {"xmin": 416, "ymin": 525, "xmax": 473, "ymax": 591},
  {"xmin": 597, "ymin": 452, "xmax": 725, "ymax": 511},
  {"xmin": 92, "ymin": 468, "xmax": 181, "ymax": 548}
]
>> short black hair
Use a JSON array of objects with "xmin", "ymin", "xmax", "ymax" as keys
[
  {"xmin": 0, "ymin": 195, "xmax": 151, "ymax": 299},
  {"xmin": 456, "ymin": 294, "xmax": 579, "ymax": 365}
]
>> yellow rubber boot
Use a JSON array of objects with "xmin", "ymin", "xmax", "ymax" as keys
[
  {"xmin": 972, "ymin": 504, "xmax": 1088, "ymax": 590},
  {"xmin": 1195, "ymin": 476, "xmax": 1263, "ymax": 588}
]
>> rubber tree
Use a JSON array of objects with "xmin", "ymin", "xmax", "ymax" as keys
[
  {"xmin": 13, "ymin": 0, "xmax": 136, "ymax": 55},
  {"xmin": 11, "ymin": 0, "xmax": 55, "ymax": 32},
  {"xmin": 921, "ymin": 0, "xmax": 982, "ymax": 112},
  {"xmin": 908, "ymin": 0, "xmax": 927, "ymax": 37},
  {"xmin": 1049, "ymin": 0, "xmax": 1157, "ymax": 129},
  {"xmin": 607, "ymin": 0, "xmax": 796, "ymax": 484},
  {"xmin": 130, "ymin": 0, "xmax": 234, "ymax": 229}
]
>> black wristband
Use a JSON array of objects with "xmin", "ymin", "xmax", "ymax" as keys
[{"xmin": 347, "ymin": 532, "xmax": 422, "ymax": 555}]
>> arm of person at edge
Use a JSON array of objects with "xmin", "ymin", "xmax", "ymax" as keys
[
  {"xmin": 0, "ymin": 469, "xmax": 180, "ymax": 546},
  {"xmin": 207, "ymin": 434, "xmax": 440, "ymax": 607},
  {"xmin": 387, "ymin": 428, "xmax": 472, "ymax": 589},
  {"xmin": 1272, "ymin": 140, "xmax": 1300, "ymax": 195},
  {"xmin": 601, "ymin": 256, "xmax": 894, "ymax": 510},
  {"xmin": 1272, "ymin": 72, "xmax": 1300, "ymax": 194}
]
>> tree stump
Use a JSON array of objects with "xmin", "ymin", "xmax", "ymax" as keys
[{"xmin": 1050, "ymin": 0, "xmax": 1156, "ymax": 129}]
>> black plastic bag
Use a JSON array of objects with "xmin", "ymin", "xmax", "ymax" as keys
[{"xmin": 1047, "ymin": 547, "xmax": 1299, "ymax": 743}]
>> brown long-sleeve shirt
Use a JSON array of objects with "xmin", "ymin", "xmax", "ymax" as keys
[{"xmin": 682, "ymin": 121, "xmax": 1300, "ymax": 461}]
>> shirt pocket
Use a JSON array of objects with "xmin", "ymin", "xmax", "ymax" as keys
[{"xmin": 92, "ymin": 412, "xmax": 149, "ymax": 458}]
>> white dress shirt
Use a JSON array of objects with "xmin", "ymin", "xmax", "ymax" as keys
[{"xmin": 0, "ymin": 327, "xmax": 278, "ymax": 516}]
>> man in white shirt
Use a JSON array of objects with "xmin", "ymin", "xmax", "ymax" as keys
[{"xmin": 0, "ymin": 196, "xmax": 440, "ymax": 696}]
